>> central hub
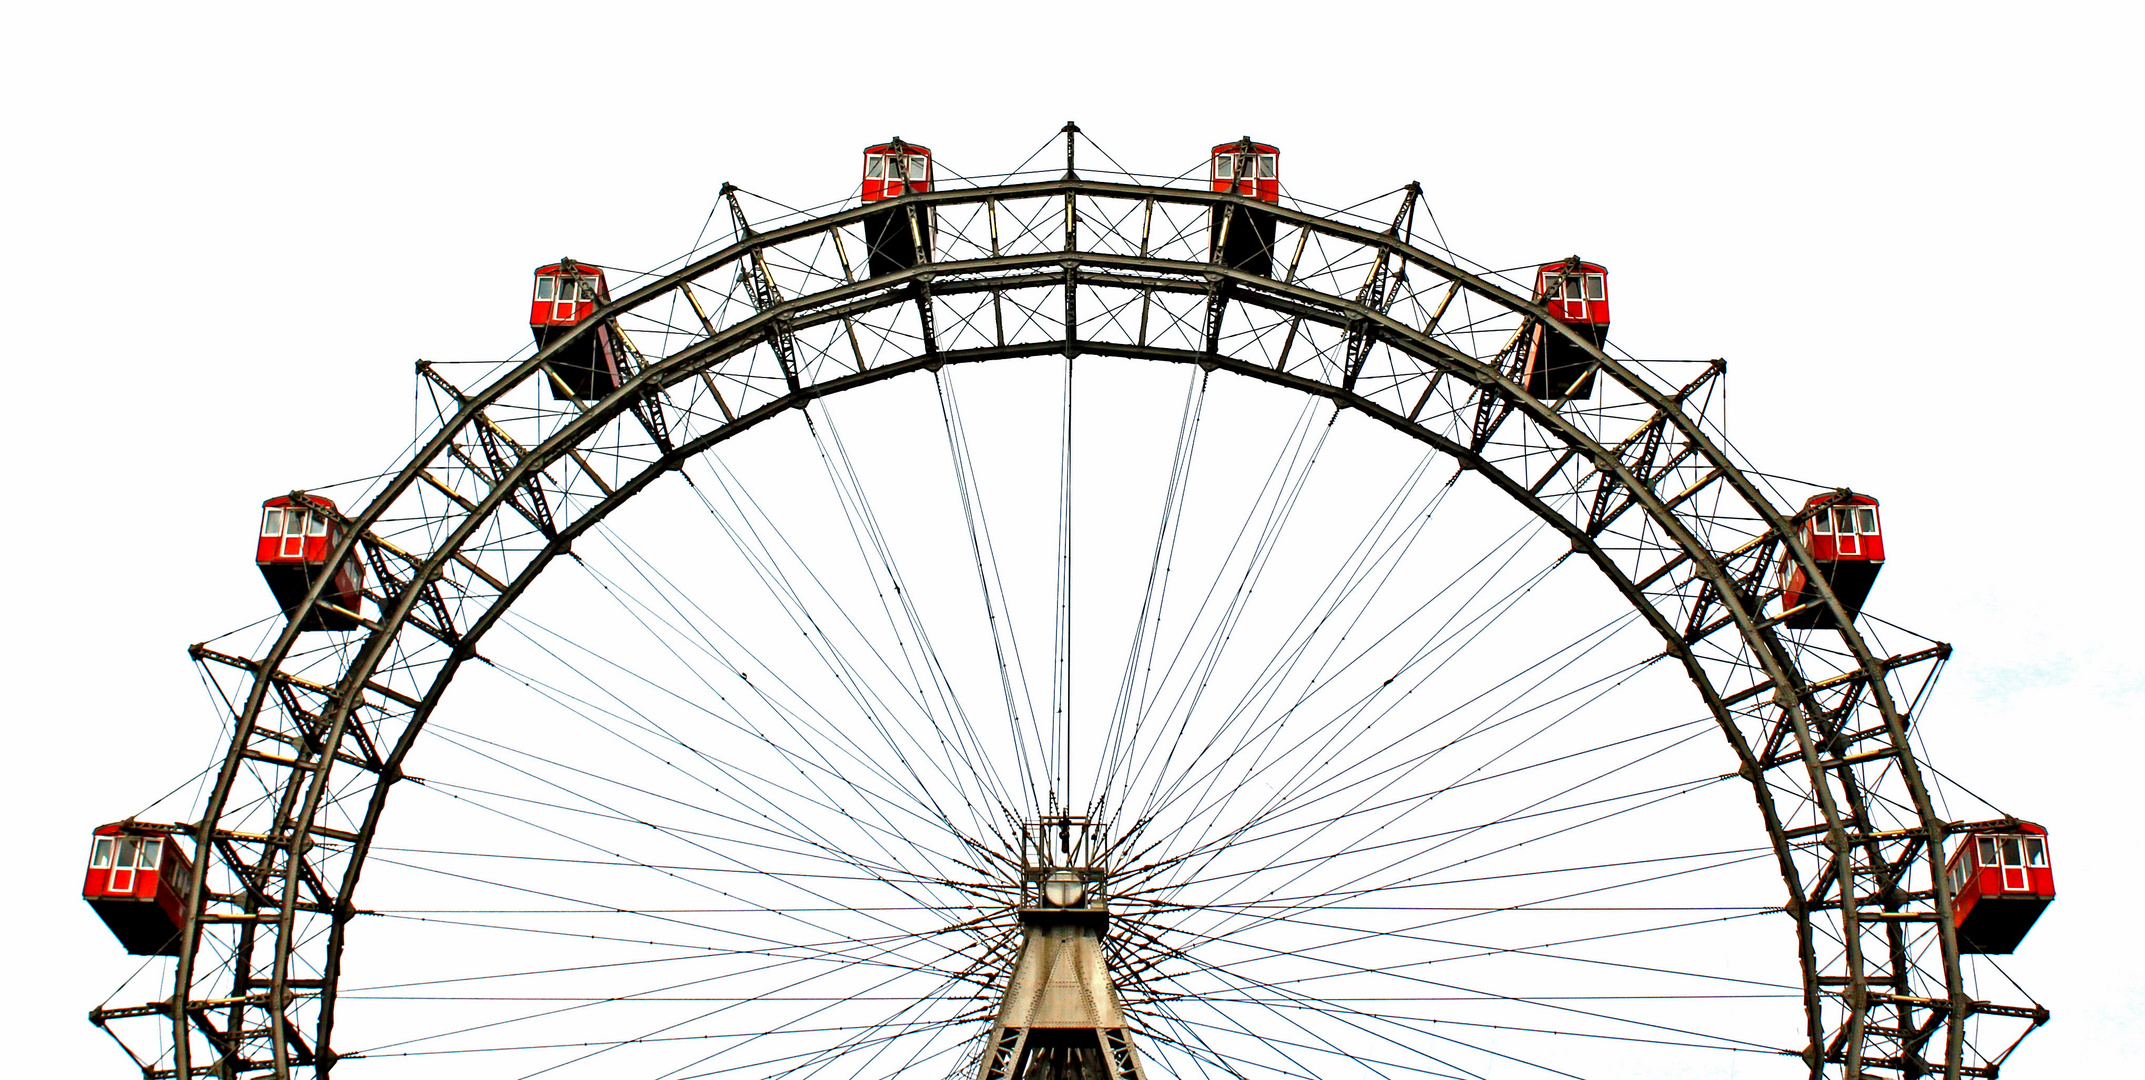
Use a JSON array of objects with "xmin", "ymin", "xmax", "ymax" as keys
[{"xmin": 1017, "ymin": 815, "xmax": 1109, "ymax": 927}]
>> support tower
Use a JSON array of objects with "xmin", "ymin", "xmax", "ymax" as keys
[{"xmin": 975, "ymin": 818, "xmax": 1148, "ymax": 1080}]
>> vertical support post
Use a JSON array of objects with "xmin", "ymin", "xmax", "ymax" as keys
[
  {"xmin": 824, "ymin": 225, "xmax": 870, "ymax": 371},
  {"xmin": 1272, "ymin": 228, "xmax": 1312, "ymax": 371},
  {"xmin": 988, "ymin": 197, "xmax": 1006, "ymax": 348},
  {"xmin": 907, "ymin": 202, "xmax": 940, "ymax": 360},
  {"xmin": 724, "ymin": 183, "xmax": 801, "ymax": 393},
  {"xmin": 1135, "ymin": 197, "xmax": 1154, "ymax": 347},
  {"xmin": 1063, "ymin": 121, "xmax": 1080, "ymax": 356},
  {"xmin": 1342, "ymin": 183, "xmax": 1419, "ymax": 393}
]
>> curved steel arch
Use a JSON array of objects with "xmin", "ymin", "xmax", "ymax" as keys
[{"xmin": 103, "ymin": 175, "xmax": 2041, "ymax": 1080}]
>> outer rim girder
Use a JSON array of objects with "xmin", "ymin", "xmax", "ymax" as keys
[{"xmin": 115, "ymin": 177, "xmax": 2031, "ymax": 1080}]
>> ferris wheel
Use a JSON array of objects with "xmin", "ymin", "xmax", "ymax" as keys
[{"xmin": 83, "ymin": 126, "xmax": 2054, "ymax": 1080}]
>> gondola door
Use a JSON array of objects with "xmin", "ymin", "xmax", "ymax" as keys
[
  {"xmin": 1998, "ymin": 835, "xmax": 2028, "ymax": 891},
  {"xmin": 1561, "ymin": 272, "xmax": 1590, "ymax": 322},
  {"xmin": 108, "ymin": 835, "xmax": 140, "ymax": 893},
  {"xmin": 554, "ymin": 275, "xmax": 583, "ymax": 323},
  {"xmin": 1215, "ymin": 149, "xmax": 1275, "ymax": 198},
  {"xmin": 1832, "ymin": 506, "xmax": 1860, "ymax": 557},
  {"xmin": 887, "ymin": 153, "xmax": 924, "ymax": 198},
  {"xmin": 280, "ymin": 507, "xmax": 308, "ymax": 559},
  {"xmin": 874, "ymin": 153, "xmax": 907, "ymax": 198}
]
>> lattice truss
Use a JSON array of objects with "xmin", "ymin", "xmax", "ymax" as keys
[{"xmin": 95, "ymin": 165, "xmax": 2042, "ymax": 1080}]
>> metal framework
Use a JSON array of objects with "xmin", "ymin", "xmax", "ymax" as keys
[{"xmin": 93, "ymin": 142, "xmax": 2045, "ymax": 1079}]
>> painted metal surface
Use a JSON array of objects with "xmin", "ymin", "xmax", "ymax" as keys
[
  {"xmin": 861, "ymin": 140, "xmax": 932, "ymax": 202},
  {"xmin": 1944, "ymin": 821, "xmax": 2054, "ymax": 954},
  {"xmin": 255, "ymin": 495, "xmax": 365, "ymax": 630},
  {"xmin": 528, "ymin": 260, "xmax": 609, "ymax": 329},
  {"xmin": 83, "ymin": 824, "xmax": 193, "ymax": 957},
  {"xmin": 1781, "ymin": 492, "xmax": 1886, "ymax": 628},
  {"xmin": 1209, "ymin": 138, "xmax": 1279, "ymax": 203},
  {"xmin": 1522, "ymin": 257, "xmax": 1609, "ymax": 399},
  {"xmin": 528, "ymin": 260, "xmax": 622, "ymax": 399}
]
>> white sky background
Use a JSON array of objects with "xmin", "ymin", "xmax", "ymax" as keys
[{"xmin": 3, "ymin": 1, "xmax": 2138, "ymax": 1074}]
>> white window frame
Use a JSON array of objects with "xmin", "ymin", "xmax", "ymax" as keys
[
  {"xmin": 534, "ymin": 275, "xmax": 556, "ymax": 302},
  {"xmin": 91, "ymin": 836, "xmax": 115, "ymax": 868}
]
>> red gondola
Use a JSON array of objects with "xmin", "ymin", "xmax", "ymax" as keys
[
  {"xmin": 1522, "ymin": 258, "xmax": 1609, "ymax": 399},
  {"xmin": 859, "ymin": 139, "xmax": 935, "ymax": 277},
  {"xmin": 1209, "ymin": 138, "xmax": 1279, "ymax": 276},
  {"xmin": 862, "ymin": 139, "xmax": 932, "ymax": 202},
  {"xmin": 257, "ymin": 494, "xmax": 366, "ymax": 631},
  {"xmin": 1210, "ymin": 140, "xmax": 1280, "ymax": 203},
  {"xmin": 1779, "ymin": 492, "xmax": 1885, "ymax": 629},
  {"xmin": 1944, "ymin": 821, "xmax": 2054, "ymax": 953},
  {"xmin": 83, "ymin": 822, "xmax": 193, "ymax": 956},
  {"xmin": 529, "ymin": 259, "xmax": 622, "ymax": 400}
]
